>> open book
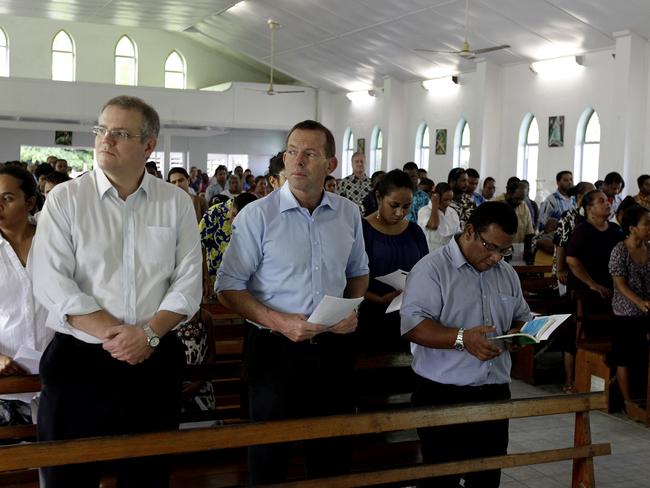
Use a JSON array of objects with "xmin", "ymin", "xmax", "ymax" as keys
[
  {"xmin": 375, "ymin": 269, "xmax": 408, "ymax": 314},
  {"xmin": 491, "ymin": 314, "xmax": 571, "ymax": 344}
]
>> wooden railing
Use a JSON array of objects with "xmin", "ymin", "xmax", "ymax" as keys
[{"xmin": 0, "ymin": 393, "xmax": 610, "ymax": 488}]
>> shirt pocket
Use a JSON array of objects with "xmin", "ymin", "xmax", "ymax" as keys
[
  {"xmin": 490, "ymin": 293, "xmax": 517, "ymax": 334},
  {"xmin": 141, "ymin": 226, "xmax": 176, "ymax": 272}
]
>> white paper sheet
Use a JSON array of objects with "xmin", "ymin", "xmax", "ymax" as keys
[
  {"xmin": 307, "ymin": 295, "xmax": 364, "ymax": 327},
  {"xmin": 385, "ymin": 292, "xmax": 403, "ymax": 314},
  {"xmin": 0, "ymin": 346, "xmax": 42, "ymax": 404},
  {"xmin": 375, "ymin": 269, "xmax": 408, "ymax": 291}
]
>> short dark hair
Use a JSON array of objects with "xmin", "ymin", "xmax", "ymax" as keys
[
  {"xmin": 101, "ymin": 95, "xmax": 160, "ymax": 141},
  {"xmin": 617, "ymin": 196, "xmax": 638, "ymax": 217},
  {"xmin": 466, "ymin": 168, "xmax": 480, "ymax": 179},
  {"xmin": 483, "ymin": 177, "xmax": 495, "ymax": 187},
  {"xmin": 232, "ymin": 192, "xmax": 257, "ymax": 212},
  {"xmin": 44, "ymin": 171, "xmax": 71, "ymax": 186},
  {"xmin": 145, "ymin": 161, "xmax": 158, "ymax": 170},
  {"xmin": 468, "ymin": 201, "xmax": 518, "ymax": 235},
  {"xmin": 402, "ymin": 161, "xmax": 418, "ymax": 172},
  {"xmin": 286, "ymin": 120, "xmax": 335, "ymax": 158},
  {"xmin": 34, "ymin": 162, "xmax": 54, "ymax": 180},
  {"xmin": 375, "ymin": 169, "xmax": 415, "ymax": 198},
  {"xmin": 370, "ymin": 170, "xmax": 385, "ymax": 187},
  {"xmin": 215, "ymin": 165, "xmax": 227, "ymax": 174},
  {"xmin": 167, "ymin": 167, "xmax": 189, "ymax": 181},
  {"xmin": 419, "ymin": 178, "xmax": 434, "ymax": 189},
  {"xmin": 580, "ymin": 190, "xmax": 602, "ymax": 213},
  {"xmin": 434, "ymin": 182, "xmax": 452, "ymax": 197},
  {"xmin": 506, "ymin": 180, "xmax": 524, "ymax": 195},
  {"xmin": 604, "ymin": 171, "xmax": 624, "ymax": 188},
  {"xmin": 447, "ymin": 167, "xmax": 466, "ymax": 184},
  {"xmin": 637, "ymin": 174, "xmax": 650, "ymax": 190},
  {"xmin": 622, "ymin": 205, "xmax": 649, "ymax": 236},
  {"xmin": 268, "ymin": 151, "xmax": 285, "ymax": 176},
  {"xmin": 324, "ymin": 175, "xmax": 335, "ymax": 183},
  {"xmin": 556, "ymin": 170, "xmax": 572, "ymax": 183},
  {"xmin": 506, "ymin": 176, "xmax": 520, "ymax": 188},
  {"xmin": 0, "ymin": 164, "xmax": 37, "ymax": 200},
  {"xmin": 567, "ymin": 181, "xmax": 594, "ymax": 198}
]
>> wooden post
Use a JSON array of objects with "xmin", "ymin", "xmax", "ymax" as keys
[{"xmin": 572, "ymin": 411, "xmax": 595, "ymax": 488}]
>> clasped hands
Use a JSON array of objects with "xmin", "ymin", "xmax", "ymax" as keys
[
  {"xmin": 101, "ymin": 325, "xmax": 153, "ymax": 365},
  {"xmin": 274, "ymin": 311, "xmax": 358, "ymax": 343}
]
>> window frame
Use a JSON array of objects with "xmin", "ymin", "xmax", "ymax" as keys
[
  {"xmin": 370, "ymin": 126, "xmax": 382, "ymax": 174},
  {"xmin": 414, "ymin": 122, "xmax": 429, "ymax": 170},
  {"xmin": 453, "ymin": 118, "xmax": 470, "ymax": 169},
  {"xmin": 164, "ymin": 50, "xmax": 186, "ymax": 89},
  {"xmin": 574, "ymin": 107, "xmax": 600, "ymax": 183},
  {"xmin": 0, "ymin": 26, "xmax": 9, "ymax": 77},
  {"xmin": 51, "ymin": 30, "xmax": 75, "ymax": 82},
  {"xmin": 342, "ymin": 128, "xmax": 355, "ymax": 177},
  {"xmin": 114, "ymin": 35, "xmax": 138, "ymax": 86},
  {"xmin": 517, "ymin": 113, "xmax": 540, "ymax": 200}
]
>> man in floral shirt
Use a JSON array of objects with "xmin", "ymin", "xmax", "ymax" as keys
[
  {"xmin": 448, "ymin": 167, "xmax": 476, "ymax": 229},
  {"xmin": 337, "ymin": 151, "xmax": 371, "ymax": 212}
]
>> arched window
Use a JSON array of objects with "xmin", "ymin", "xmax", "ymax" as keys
[
  {"xmin": 342, "ymin": 129, "xmax": 355, "ymax": 177},
  {"xmin": 164, "ymin": 51, "xmax": 186, "ymax": 89},
  {"xmin": 0, "ymin": 27, "xmax": 8, "ymax": 77},
  {"xmin": 370, "ymin": 126, "xmax": 382, "ymax": 173},
  {"xmin": 115, "ymin": 35, "xmax": 137, "ymax": 86},
  {"xmin": 517, "ymin": 114, "xmax": 539, "ymax": 199},
  {"xmin": 52, "ymin": 30, "xmax": 75, "ymax": 81},
  {"xmin": 574, "ymin": 108, "xmax": 600, "ymax": 183},
  {"xmin": 454, "ymin": 119, "xmax": 470, "ymax": 169},
  {"xmin": 414, "ymin": 122, "xmax": 429, "ymax": 169}
]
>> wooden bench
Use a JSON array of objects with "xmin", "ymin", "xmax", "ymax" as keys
[{"xmin": 0, "ymin": 393, "xmax": 611, "ymax": 488}]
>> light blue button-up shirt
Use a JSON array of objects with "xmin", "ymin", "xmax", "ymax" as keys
[
  {"xmin": 216, "ymin": 183, "xmax": 369, "ymax": 317},
  {"xmin": 400, "ymin": 236, "xmax": 531, "ymax": 386}
]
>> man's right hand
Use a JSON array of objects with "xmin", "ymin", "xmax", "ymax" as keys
[
  {"xmin": 0, "ymin": 354, "xmax": 26, "ymax": 376},
  {"xmin": 589, "ymin": 283, "xmax": 611, "ymax": 300},
  {"xmin": 273, "ymin": 313, "xmax": 327, "ymax": 342},
  {"xmin": 463, "ymin": 326, "xmax": 501, "ymax": 361}
]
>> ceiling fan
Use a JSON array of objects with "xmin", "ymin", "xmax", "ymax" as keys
[
  {"xmin": 415, "ymin": 0, "xmax": 510, "ymax": 60},
  {"xmin": 249, "ymin": 19, "xmax": 305, "ymax": 96}
]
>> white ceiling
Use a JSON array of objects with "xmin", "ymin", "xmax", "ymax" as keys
[{"xmin": 4, "ymin": 0, "xmax": 650, "ymax": 91}]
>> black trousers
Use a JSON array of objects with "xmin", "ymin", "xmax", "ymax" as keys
[
  {"xmin": 411, "ymin": 375, "xmax": 510, "ymax": 488},
  {"xmin": 244, "ymin": 324, "xmax": 356, "ymax": 485},
  {"xmin": 38, "ymin": 332, "xmax": 185, "ymax": 488}
]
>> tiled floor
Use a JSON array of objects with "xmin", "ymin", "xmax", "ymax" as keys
[{"xmin": 502, "ymin": 380, "xmax": 650, "ymax": 487}]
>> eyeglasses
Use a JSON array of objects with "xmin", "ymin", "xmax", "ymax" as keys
[
  {"xmin": 92, "ymin": 126, "xmax": 144, "ymax": 141},
  {"xmin": 285, "ymin": 149, "xmax": 325, "ymax": 162},
  {"xmin": 477, "ymin": 231, "xmax": 513, "ymax": 257}
]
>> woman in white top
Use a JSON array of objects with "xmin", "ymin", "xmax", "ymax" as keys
[
  {"xmin": 0, "ymin": 165, "xmax": 52, "ymax": 426},
  {"xmin": 417, "ymin": 182, "xmax": 461, "ymax": 252}
]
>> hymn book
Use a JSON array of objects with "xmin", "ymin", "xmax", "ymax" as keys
[{"xmin": 490, "ymin": 314, "xmax": 571, "ymax": 344}]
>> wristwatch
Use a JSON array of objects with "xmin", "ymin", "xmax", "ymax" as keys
[
  {"xmin": 454, "ymin": 328, "xmax": 465, "ymax": 351},
  {"xmin": 143, "ymin": 324, "xmax": 161, "ymax": 349}
]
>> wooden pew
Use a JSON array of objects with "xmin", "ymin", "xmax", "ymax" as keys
[{"xmin": 0, "ymin": 393, "xmax": 611, "ymax": 488}]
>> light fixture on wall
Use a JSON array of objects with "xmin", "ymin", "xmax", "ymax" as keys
[
  {"xmin": 346, "ymin": 90, "xmax": 376, "ymax": 102},
  {"xmin": 530, "ymin": 56, "xmax": 583, "ymax": 76},
  {"xmin": 421, "ymin": 76, "xmax": 459, "ymax": 92}
]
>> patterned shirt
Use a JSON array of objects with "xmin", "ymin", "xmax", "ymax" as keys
[
  {"xmin": 634, "ymin": 193, "xmax": 650, "ymax": 210},
  {"xmin": 609, "ymin": 241, "xmax": 650, "ymax": 316},
  {"xmin": 539, "ymin": 191, "xmax": 574, "ymax": 229},
  {"xmin": 337, "ymin": 174, "xmax": 372, "ymax": 211},
  {"xmin": 449, "ymin": 193, "xmax": 476, "ymax": 229},
  {"xmin": 407, "ymin": 189, "xmax": 430, "ymax": 223},
  {"xmin": 199, "ymin": 200, "xmax": 233, "ymax": 285},
  {"xmin": 551, "ymin": 207, "xmax": 583, "ymax": 276}
]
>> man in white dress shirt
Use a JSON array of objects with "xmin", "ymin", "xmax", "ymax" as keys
[{"xmin": 32, "ymin": 95, "xmax": 202, "ymax": 487}]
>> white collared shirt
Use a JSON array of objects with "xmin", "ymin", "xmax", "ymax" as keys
[
  {"xmin": 417, "ymin": 203, "xmax": 461, "ymax": 252},
  {"xmin": 0, "ymin": 233, "xmax": 52, "ymax": 358},
  {"xmin": 32, "ymin": 168, "xmax": 202, "ymax": 344}
]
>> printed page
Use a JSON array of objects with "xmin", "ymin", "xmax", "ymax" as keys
[
  {"xmin": 375, "ymin": 269, "xmax": 409, "ymax": 291},
  {"xmin": 308, "ymin": 295, "xmax": 364, "ymax": 327}
]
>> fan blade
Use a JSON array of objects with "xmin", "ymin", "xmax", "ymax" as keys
[
  {"xmin": 414, "ymin": 48, "xmax": 461, "ymax": 55},
  {"xmin": 472, "ymin": 44, "xmax": 510, "ymax": 55},
  {"xmin": 275, "ymin": 90, "xmax": 305, "ymax": 94}
]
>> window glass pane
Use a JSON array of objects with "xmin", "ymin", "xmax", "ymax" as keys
[
  {"xmin": 524, "ymin": 145, "xmax": 539, "ymax": 200},
  {"xmin": 461, "ymin": 123, "xmax": 471, "ymax": 146},
  {"xmin": 377, "ymin": 130, "xmax": 382, "ymax": 149},
  {"xmin": 585, "ymin": 112, "xmax": 600, "ymax": 143},
  {"xmin": 583, "ymin": 143, "xmax": 600, "ymax": 183},
  {"xmin": 459, "ymin": 147, "xmax": 470, "ymax": 169},
  {"xmin": 0, "ymin": 28, "xmax": 6, "ymax": 47},
  {"xmin": 170, "ymin": 152, "xmax": 184, "ymax": 169},
  {"xmin": 115, "ymin": 57, "xmax": 135, "ymax": 85},
  {"xmin": 115, "ymin": 36, "xmax": 135, "ymax": 57},
  {"xmin": 227, "ymin": 154, "xmax": 248, "ymax": 171},
  {"xmin": 527, "ymin": 118, "xmax": 539, "ymax": 144},
  {"xmin": 165, "ymin": 52, "xmax": 184, "ymax": 71},
  {"xmin": 52, "ymin": 31, "xmax": 72, "ymax": 51},
  {"xmin": 52, "ymin": 51, "xmax": 73, "ymax": 81},
  {"xmin": 207, "ymin": 153, "xmax": 227, "ymax": 176},
  {"xmin": 165, "ymin": 71, "xmax": 184, "ymax": 89},
  {"xmin": 348, "ymin": 132, "xmax": 355, "ymax": 150},
  {"xmin": 0, "ymin": 46, "xmax": 7, "ymax": 77},
  {"xmin": 421, "ymin": 148, "xmax": 429, "ymax": 168},
  {"xmin": 422, "ymin": 126, "xmax": 429, "ymax": 148}
]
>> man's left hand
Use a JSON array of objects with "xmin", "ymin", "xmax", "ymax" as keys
[
  {"xmin": 102, "ymin": 325, "xmax": 154, "ymax": 365},
  {"xmin": 328, "ymin": 312, "xmax": 358, "ymax": 335},
  {"xmin": 504, "ymin": 327, "xmax": 526, "ymax": 351}
]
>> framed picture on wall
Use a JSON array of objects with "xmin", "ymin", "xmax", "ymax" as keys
[
  {"xmin": 548, "ymin": 116, "xmax": 564, "ymax": 147},
  {"xmin": 55, "ymin": 131, "xmax": 72, "ymax": 146},
  {"xmin": 357, "ymin": 138, "xmax": 365, "ymax": 155},
  {"xmin": 435, "ymin": 129, "xmax": 447, "ymax": 155}
]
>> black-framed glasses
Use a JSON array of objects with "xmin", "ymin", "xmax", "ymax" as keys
[
  {"xmin": 92, "ymin": 126, "xmax": 144, "ymax": 141},
  {"xmin": 477, "ymin": 231, "xmax": 513, "ymax": 257}
]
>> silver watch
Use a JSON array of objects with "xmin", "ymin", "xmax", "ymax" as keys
[
  {"xmin": 143, "ymin": 324, "xmax": 161, "ymax": 349},
  {"xmin": 454, "ymin": 328, "xmax": 465, "ymax": 351}
]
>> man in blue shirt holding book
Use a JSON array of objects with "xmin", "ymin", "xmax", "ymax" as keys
[{"xmin": 401, "ymin": 201, "xmax": 531, "ymax": 488}]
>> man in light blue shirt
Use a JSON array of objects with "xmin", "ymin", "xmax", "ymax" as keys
[
  {"xmin": 401, "ymin": 201, "xmax": 531, "ymax": 488},
  {"xmin": 217, "ymin": 120, "xmax": 369, "ymax": 484}
]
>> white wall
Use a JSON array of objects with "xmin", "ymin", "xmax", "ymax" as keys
[{"xmin": 1, "ymin": 14, "xmax": 273, "ymax": 89}]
